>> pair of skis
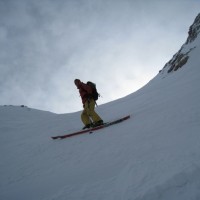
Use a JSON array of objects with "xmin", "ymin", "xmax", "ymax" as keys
[{"xmin": 51, "ymin": 115, "xmax": 130, "ymax": 140}]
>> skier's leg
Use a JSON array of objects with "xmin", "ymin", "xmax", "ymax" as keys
[
  {"xmin": 81, "ymin": 104, "xmax": 90, "ymax": 125},
  {"xmin": 86, "ymin": 99, "xmax": 103, "ymax": 124}
]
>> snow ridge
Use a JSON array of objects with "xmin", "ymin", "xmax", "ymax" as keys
[{"xmin": 160, "ymin": 13, "xmax": 200, "ymax": 74}]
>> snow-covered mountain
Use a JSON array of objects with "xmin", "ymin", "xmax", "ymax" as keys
[
  {"xmin": 161, "ymin": 13, "xmax": 200, "ymax": 74},
  {"xmin": 0, "ymin": 14, "xmax": 200, "ymax": 200}
]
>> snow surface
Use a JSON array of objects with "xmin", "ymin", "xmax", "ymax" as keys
[{"xmin": 1, "ymin": 27, "xmax": 200, "ymax": 200}]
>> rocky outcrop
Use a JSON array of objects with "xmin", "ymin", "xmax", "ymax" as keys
[
  {"xmin": 164, "ymin": 47, "xmax": 194, "ymax": 73},
  {"xmin": 186, "ymin": 13, "xmax": 200, "ymax": 44},
  {"xmin": 161, "ymin": 13, "xmax": 200, "ymax": 74}
]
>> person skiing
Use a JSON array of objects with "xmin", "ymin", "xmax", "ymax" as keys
[{"xmin": 74, "ymin": 79, "xmax": 104, "ymax": 129}]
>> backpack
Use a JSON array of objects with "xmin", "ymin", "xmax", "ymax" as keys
[{"xmin": 87, "ymin": 81, "xmax": 99, "ymax": 101}]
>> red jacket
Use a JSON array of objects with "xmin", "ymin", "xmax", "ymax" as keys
[{"xmin": 77, "ymin": 82, "xmax": 93, "ymax": 104}]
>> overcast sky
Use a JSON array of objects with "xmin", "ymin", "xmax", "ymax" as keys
[{"xmin": 0, "ymin": 0, "xmax": 199, "ymax": 113}]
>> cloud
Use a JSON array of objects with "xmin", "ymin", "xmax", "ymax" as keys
[{"xmin": 0, "ymin": 0, "xmax": 199, "ymax": 113}]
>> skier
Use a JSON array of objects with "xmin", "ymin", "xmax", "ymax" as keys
[{"xmin": 74, "ymin": 79, "xmax": 104, "ymax": 129}]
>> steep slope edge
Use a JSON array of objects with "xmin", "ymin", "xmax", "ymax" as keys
[{"xmin": 160, "ymin": 13, "xmax": 200, "ymax": 73}]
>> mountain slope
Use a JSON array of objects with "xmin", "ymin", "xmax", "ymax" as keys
[{"xmin": 0, "ymin": 14, "xmax": 200, "ymax": 200}]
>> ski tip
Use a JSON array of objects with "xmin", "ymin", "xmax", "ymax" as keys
[{"xmin": 120, "ymin": 115, "xmax": 131, "ymax": 121}]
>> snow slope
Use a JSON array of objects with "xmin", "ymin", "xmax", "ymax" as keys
[{"xmin": 0, "ymin": 15, "xmax": 200, "ymax": 200}]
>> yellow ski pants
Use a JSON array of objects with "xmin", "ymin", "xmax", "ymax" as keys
[{"xmin": 81, "ymin": 99, "xmax": 102, "ymax": 125}]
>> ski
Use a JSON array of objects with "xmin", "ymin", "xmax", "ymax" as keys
[{"xmin": 51, "ymin": 115, "xmax": 130, "ymax": 140}]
